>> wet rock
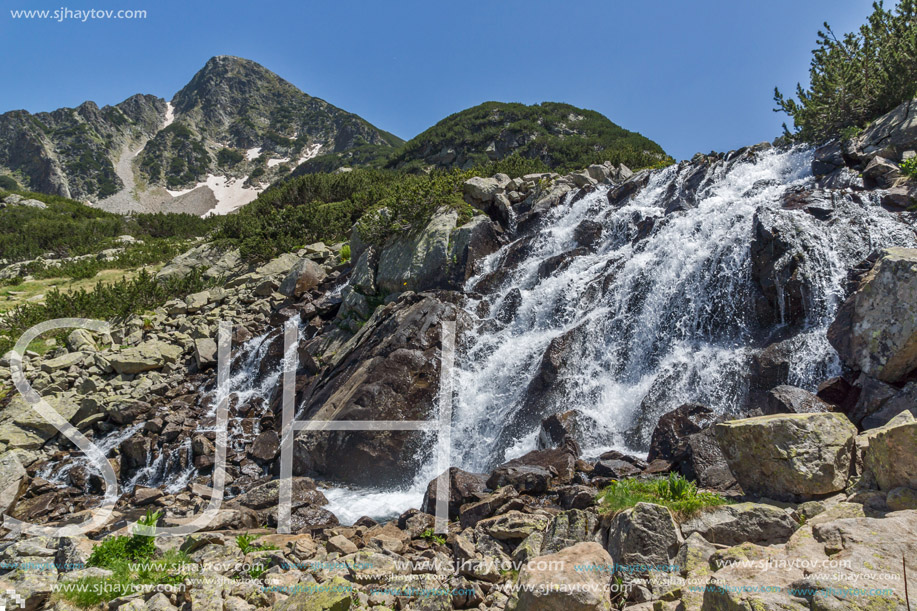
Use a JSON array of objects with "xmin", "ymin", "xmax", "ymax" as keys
[
  {"xmin": 487, "ymin": 447, "xmax": 577, "ymax": 492},
  {"xmin": 679, "ymin": 502, "xmax": 797, "ymax": 546},
  {"xmin": 573, "ymin": 220, "xmax": 603, "ymax": 249},
  {"xmin": 647, "ymin": 403, "xmax": 715, "ymax": 462},
  {"xmin": 537, "ymin": 410, "xmax": 581, "ymax": 451},
  {"xmin": 750, "ymin": 209, "xmax": 809, "ymax": 327},
  {"xmin": 760, "ymin": 385, "xmax": 832, "ymax": 415},
  {"xmin": 716, "ymin": 413, "xmax": 856, "ymax": 500},
  {"xmin": 828, "ymin": 248, "xmax": 917, "ymax": 384},
  {"xmin": 811, "ymin": 142, "xmax": 845, "ymax": 176},
  {"xmin": 420, "ymin": 467, "xmax": 488, "ymax": 519},
  {"xmin": 293, "ymin": 292, "xmax": 462, "ymax": 486},
  {"xmin": 234, "ymin": 477, "xmax": 326, "ymax": 510},
  {"xmin": 607, "ymin": 170, "xmax": 651, "ymax": 206},
  {"xmin": 448, "ymin": 215, "xmax": 502, "ymax": 286}
]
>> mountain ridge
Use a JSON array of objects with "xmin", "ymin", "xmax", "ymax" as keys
[{"xmin": 0, "ymin": 56, "xmax": 402, "ymax": 215}]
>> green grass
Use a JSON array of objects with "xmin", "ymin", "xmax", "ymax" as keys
[
  {"xmin": 901, "ymin": 157, "xmax": 917, "ymax": 179},
  {"xmin": 596, "ymin": 473, "xmax": 730, "ymax": 519},
  {"xmin": 58, "ymin": 510, "xmax": 187, "ymax": 608},
  {"xmin": 58, "ymin": 550, "xmax": 192, "ymax": 607}
]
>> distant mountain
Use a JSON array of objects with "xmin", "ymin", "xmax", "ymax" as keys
[
  {"xmin": 383, "ymin": 101, "xmax": 668, "ymax": 172},
  {"xmin": 0, "ymin": 56, "xmax": 402, "ymax": 215}
]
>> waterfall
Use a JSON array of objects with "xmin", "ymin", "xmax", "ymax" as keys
[{"xmin": 450, "ymin": 147, "xmax": 916, "ymax": 471}]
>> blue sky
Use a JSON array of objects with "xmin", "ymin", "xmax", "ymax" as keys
[{"xmin": 1, "ymin": 0, "xmax": 876, "ymax": 160}]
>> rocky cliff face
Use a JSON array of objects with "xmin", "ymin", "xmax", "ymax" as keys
[
  {"xmin": 0, "ymin": 95, "xmax": 166, "ymax": 200},
  {"xmin": 0, "ymin": 56, "xmax": 402, "ymax": 214}
]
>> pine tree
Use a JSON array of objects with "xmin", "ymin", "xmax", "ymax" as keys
[{"xmin": 775, "ymin": 0, "xmax": 917, "ymax": 142}]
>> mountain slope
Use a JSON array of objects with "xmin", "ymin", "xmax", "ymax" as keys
[
  {"xmin": 0, "ymin": 95, "xmax": 166, "ymax": 200},
  {"xmin": 384, "ymin": 101, "xmax": 669, "ymax": 172},
  {"xmin": 0, "ymin": 56, "xmax": 403, "ymax": 215}
]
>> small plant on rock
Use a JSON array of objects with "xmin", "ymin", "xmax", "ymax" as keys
[
  {"xmin": 420, "ymin": 528, "xmax": 447, "ymax": 546},
  {"xmin": 597, "ymin": 473, "xmax": 729, "ymax": 519},
  {"xmin": 901, "ymin": 157, "xmax": 917, "ymax": 179}
]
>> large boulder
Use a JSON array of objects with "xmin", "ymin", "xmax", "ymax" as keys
[
  {"xmin": 647, "ymin": 403, "xmax": 715, "ymax": 461},
  {"xmin": 447, "ymin": 215, "xmax": 502, "ymax": 286},
  {"xmin": 750, "ymin": 209, "xmax": 810, "ymax": 326},
  {"xmin": 0, "ymin": 452, "xmax": 28, "ymax": 515},
  {"xmin": 506, "ymin": 542, "xmax": 613, "ymax": 611},
  {"xmin": 861, "ymin": 420, "xmax": 917, "ymax": 490},
  {"xmin": 715, "ymin": 412, "xmax": 857, "ymax": 500},
  {"xmin": 279, "ymin": 258, "xmax": 327, "ymax": 297},
  {"xmin": 0, "ymin": 393, "xmax": 81, "ymax": 450},
  {"xmin": 293, "ymin": 292, "xmax": 463, "ymax": 486},
  {"xmin": 420, "ymin": 467, "xmax": 488, "ymax": 519},
  {"xmin": 679, "ymin": 502, "xmax": 797, "ymax": 546},
  {"xmin": 487, "ymin": 447, "xmax": 577, "ymax": 492},
  {"xmin": 670, "ymin": 427, "xmax": 737, "ymax": 491},
  {"xmin": 760, "ymin": 385, "xmax": 832, "ymax": 415},
  {"xmin": 537, "ymin": 410, "xmax": 582, "ymax": 451},
  {"xmin": 828, "ymin": 248, "xmax": 917, "ymax": 384},
  {"xmin": 109, "ymin": 340, "xmax": 183, "ymax": 374},
  {"xmin": 605, "ymin": 503, "xmax": 682, "ymax": 570},
  {"xmin": 376, "ymin": 208, "xmax": 457, "ymax": 294}
]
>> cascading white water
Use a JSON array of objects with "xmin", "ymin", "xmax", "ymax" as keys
[
  {"xmin": 326, "ymin": 147, "xmax": 917, "ymax": 520},
  {"xmin": 450, "ymin": 147, "xmax": 916, "ymax": 471}
]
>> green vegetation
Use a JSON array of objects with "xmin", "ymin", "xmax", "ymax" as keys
[
  {"xmin": 420, "ymin": 528, "xmax": 447, "ymax": 545},
  {"xmin": 12, "ymin": 239, "xmax": 192, "ymax": 282},
  {"xmin": 216, "ymin": 147, "xmax": 245, "ymax": 167},
  {"xmin": 139, "ymin": 122, "xmax": 212, "ymax": 188},
  {"xmin": 58, "ymin": 510, "xmax": 190, "ymax": 607},
  {"xmin": 234, "ymin": 532, "xmax": 277, "ymax": 553},
  {"xmin": 215, "ymin": 154, "xmax": 554, "ymax": 263},
  {"xmin": 0, "ymin": 175, "xmax": 19, "ymax": 191},
  {"xmin": 901, "ymin": 156, "xmax": 917, "ymax": 178},
  {"xmin": 386, "ymin": 101, "xmax": 671, "ymax": 172},
  {"xmin": 775, "ymin": 0, "xmax": 917, "ymax": 142},
  {"xmin": 0, "ymin": 268, "xmax": 217, "ymax": 354},
  {"xmin": 339, "ymin": 244, "xmax": 351, "ymax": 263},
  {"xmin": 597, "ymin": 473, "xmax": 730, "ymax": 518},
  {"xmin": 0, "ymin": 188, "xmax": 216, "ymax": 262},
  {"xmin": 87, "ymin": 510, "xmax": 161, "ymax": 566}
]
